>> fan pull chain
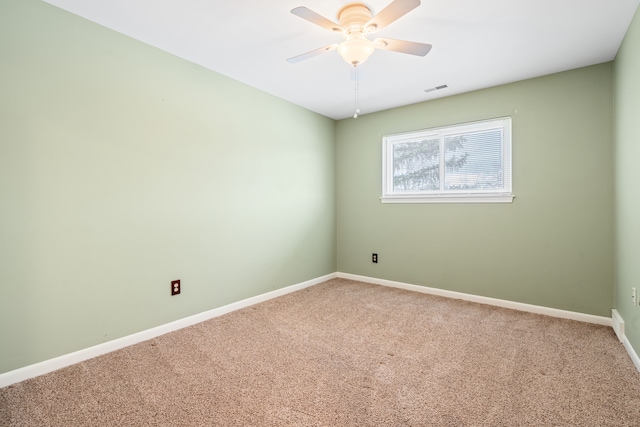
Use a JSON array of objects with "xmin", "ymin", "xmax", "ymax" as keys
[{"xmin": 353, "ymin": 64, "xmax": 360, "ymax": 119}]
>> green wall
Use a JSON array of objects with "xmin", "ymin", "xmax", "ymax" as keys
[
  {"xmin": 336, "ymin": 63, "xmax": 614, "ymax": 317},
  {"xmin": 0, "ymin": 0, "xmax": 336, "ymax": 374},
  {"xmin": 614, "ymin": 7, "xmax": 640, "ymax": 355}
]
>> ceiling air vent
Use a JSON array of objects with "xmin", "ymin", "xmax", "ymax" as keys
[{"xmin": 424, "ymin": 84, "xmax": 448, "ymax": 93}]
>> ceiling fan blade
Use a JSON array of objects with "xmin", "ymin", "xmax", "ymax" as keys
[
  {"xmin": 374, "ymin": 38, "xmax": 432, "ymax": 56},
  {"xmin": 365, "ymin": 0, "xmax": 421, "ymax": 32},
  {"xmin": 287, "ymin": 44, "xmax": 339, "ymax": 63},
  {"xmin": 291, "ymin": 7, "xmax": 344, "ymax": 33}
]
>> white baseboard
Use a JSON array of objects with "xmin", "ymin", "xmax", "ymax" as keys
[
  {"xmin": 612, "ymin": 308, "xmax": 625, "ymax": 340},
  {"xmin": 0, "ymin": 273, "xmax": 336, "ymax": 389},
  {"xmin": 3, "ymin": 272, "xmax": 633, "ymax": 388},
  {"xmin": 337, "ymin": 272, "xmax": 612, "ymax": 326},
  {"xmin": 612, "ymin": 309, "xmax": 640, "ymax": 372}
]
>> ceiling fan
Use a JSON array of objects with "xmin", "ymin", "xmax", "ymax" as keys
[{"xmin": 287, "ymin": 0, "xmax": 432, "ymax": 66}]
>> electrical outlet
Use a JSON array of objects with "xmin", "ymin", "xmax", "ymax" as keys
[
  {"xmin": 171, "ymin": 280, "xmax": 181, "ymax": 296},
  {"xmin": 372, "ymin": 253, "xmax": 378, "ymax": 263}
]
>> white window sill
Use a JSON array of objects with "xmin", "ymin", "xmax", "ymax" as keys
[{"xmin": 380, "ymin": 194, "xmax": 515, "ymax": 204}]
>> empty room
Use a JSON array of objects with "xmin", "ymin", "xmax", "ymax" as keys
[{"xmin": 2, "ymin": 0, "xmax": 640, "ymax": 425}]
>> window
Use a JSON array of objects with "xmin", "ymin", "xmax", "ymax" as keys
[{"xmin": 381, "ymin": 117, "xmax": 513, "ymax": 203}]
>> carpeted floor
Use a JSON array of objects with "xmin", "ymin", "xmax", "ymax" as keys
[{"xmin": 2, "ymin": 278, "xmax": 640, "ymax": 426}]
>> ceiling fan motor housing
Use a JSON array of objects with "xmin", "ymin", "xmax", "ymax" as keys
[{"xmin": 337, "ymin": 3, "xmax": 373, "ymax": 34}]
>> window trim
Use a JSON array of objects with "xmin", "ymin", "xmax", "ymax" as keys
[{"xmin": 381, "ymin": 117, "xmax": 514, "ymax": 204}]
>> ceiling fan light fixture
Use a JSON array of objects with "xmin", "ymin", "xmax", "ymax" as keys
[{"xmin": 338, "ymin": 36, "xmax": 375, "ymax": 66}]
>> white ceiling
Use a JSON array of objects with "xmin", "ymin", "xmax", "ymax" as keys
[{"xmin": 43, "ymin": 0, "xmax": 639, "ymax": 120}]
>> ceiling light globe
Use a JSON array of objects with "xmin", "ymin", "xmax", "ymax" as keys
[{"xmin": 338, "ymin": 37, "xmax": 375, "ymax": 66}]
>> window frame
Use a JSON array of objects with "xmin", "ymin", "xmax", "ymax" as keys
[{"xmin": 381, "ymin": 117, "xmax": 514, "ymax": 204}]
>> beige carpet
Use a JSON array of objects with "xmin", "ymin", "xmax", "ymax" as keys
[{"xmin": 2, "ymin": 278, "xmax": 640, "ymax": 426}]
